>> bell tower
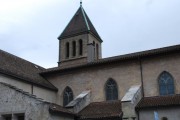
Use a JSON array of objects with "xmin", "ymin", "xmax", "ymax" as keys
[{"xmin": 58, "ymin": 3, "xmax": 103, "ymax": 67}]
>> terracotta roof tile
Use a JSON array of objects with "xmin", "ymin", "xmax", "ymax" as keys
[
  {"xmin": 0, "ymin": 49, "xmax": 57, "ymax": 91},
  {"xmin": 136, "ymin": 95, "xmax": 180, "ymax": 110},
  {"xmin": 78, "ymin": 101, "xmax": 122, "ymax": 119}
]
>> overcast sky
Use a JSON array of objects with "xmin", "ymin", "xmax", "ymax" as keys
[{"xmin": 0, "ymin": 0, "xmax": 180, "ymax": 68}]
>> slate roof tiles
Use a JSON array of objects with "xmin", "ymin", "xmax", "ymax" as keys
[
  {"xmin": 0, "ymin": 49, "xmax": 57, "ymax": 91},
  {"xmin": 58, "ymin": 6, "xmax": 102, "ymax": 42}
]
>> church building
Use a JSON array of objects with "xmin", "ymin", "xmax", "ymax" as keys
[{"xmin": 0, "ymin": 3, "xmax": 180, "ymax": 120}]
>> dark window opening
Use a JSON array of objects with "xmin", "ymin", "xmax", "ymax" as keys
[
  {"xmin": 66, "ymin": 42, "xmax": 69, "ymax": 58},
  {"xmin": 17, "ymin": 114, "xmax": 25, "ymax": 120},
  {"xmin": 5, "ymin": 117, "xmax": 11, "ymax": 120},
  {"xmin": 96, "ymin": 44, "xmax": 99, "ymax": 59},
  {"xmin": 93, "ymin": 41, "xmax": 95, "ymax": 59},
  {"xmin": 79, "ymin": 39, "xmax": 83, "ymax": 56},
  {"xmin": 18, "ymin": 116, "xmax": 25, "ymax": 120},
  {"xmin": 63, "ymin": 86, "xmax": 73, "ymax": 107},
  {"xmin": 2, "ymin": 115, "xmax": 12, "ymax": 120},
  {"xmin": 162, "ymin": 117, "xmax": 168, "ymax": 120},
  {"xmin": 159, "ymin": 71, "xmax": 175, "ymax": 95},
  {"xmin": 105, "ymin": 78, "xmax": 118, "ymax": 101},
  {"xmin": 72, "ymin": 41, "xmax": 76, "ymax": 57}
]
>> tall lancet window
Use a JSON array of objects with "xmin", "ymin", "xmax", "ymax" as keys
[
  {"xmin": 66, "ymin": 42, "xmax": 70, "ymax": 58},
  {"xmin": 159, "ymin": 71, "xmax": 175, "ymax": 95},
  {"xmin": 63, "ymin": 86, "xmax": 73, "ymax": 106},
  {"xmin": 72, "ymin": 41, "xmax": 76, "ymax": 57},
  {"xmin": 79, "ymin": 39, "xmax": 83, "ymax": 56},
  {"xmin": 105, "ymin": 78, "xmax": 118, "ymax": 101}
]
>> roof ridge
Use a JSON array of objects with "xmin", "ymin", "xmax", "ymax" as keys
[{"xmin": 81, "ymin": 6, "xmax": 90, "ymax": 31}]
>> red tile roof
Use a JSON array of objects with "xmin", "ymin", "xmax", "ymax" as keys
[
  {"xmin": 78, "ymin": 101, "xmax": 122, "ymax": 119},
  {"xmin": 136, "ymin": 95, "xmax": 180, "ymax": 110}
]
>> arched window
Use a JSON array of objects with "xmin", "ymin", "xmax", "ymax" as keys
[
  {"xmin": 79, "ymin": 39, "xmax": 83, "ymax": 56},
  {"xmin": 158, "ymin": 71, "xmax": 175, "ymax": 95},
  {"xmin": 65, "ymin": 42, "xmax": 69, "ymax": 58},
  {"xmin": 72, "ymin": 41, "xmax": 76, "ymax": 57},
  {"xmin": 96, "ymin": 44, "xmax": 99, "ymax": 59},
  {"xmin": 63, "ymin": 86, "xmax": 73, "ymax": 107},
  {"xmin": 105, "ymin": 78, "xmax": 118, "ymax": 101}
]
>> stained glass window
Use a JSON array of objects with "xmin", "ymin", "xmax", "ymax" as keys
[
  {"xmin": 105, "ymin": 78, "xmax": 118, "ymax": 101},
  {"xmin": 159, "ymin": 71, "xmax": 174, "ymax": 95},
  {"xmin": 63, "ymin": 86, "xmax": 73, "ymax": 106}
]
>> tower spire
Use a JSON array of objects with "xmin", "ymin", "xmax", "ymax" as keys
[{"xmin": 80, "ymin": 0, "xmax": 82, "ymax": 6}]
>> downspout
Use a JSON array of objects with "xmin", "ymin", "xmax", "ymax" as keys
[
  {"xmin": 31, "ymin": 84, "xmax": 33, "ymax": 94},
  {"xmin": 137, "ymin": 110, "xmax": 140, "ymax": 120},
  {"xmin": 139, "ymin": 57, "xmax": 144, "ymax": 97}
]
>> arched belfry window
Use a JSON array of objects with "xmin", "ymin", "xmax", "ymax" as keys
[
  {"xmin": 72, "ymin": 41, "xmax": 76, "ymax": 57},
  {"xmin": 63, "ymin": 86, "xmax": 73, "ymax": 107},
  {"xmin": 65, "ymin": 42, "xmax": 69, "ymax": 58},
  {"xmin": 105, "ymin": 78, "xmax": 118, "ymax": 101},
  {"xmin": 158, "ymin": 71, "xmax": 175, "ymax": 95},
  {"xmin": 79, "ymin": 39, "xmax": 83, "ymax": 56}
]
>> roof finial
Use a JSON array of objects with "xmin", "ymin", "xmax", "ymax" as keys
[{"xmin": 80, "ymin": 0, "xmax": 82, "ymax": 6}]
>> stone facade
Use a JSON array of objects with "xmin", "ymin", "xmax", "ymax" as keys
[
  {"xmin": 46, "ymin": 52, "xmax": 180, "ymax": 115},
  {"xmin": 47, "ymin": 60, "xmax": 142, "ymax": 105},
  {"xmin": 142, "ymin": 53, "xmax": 180, "ymax": 97},
  {"xmin": 59, "ymin": 33, "xmax": 102, "ymax": 67},
  {"xmin": 138, "ymin": 107, "xmax": 180, "ymax": 120},
  {"xmin": 0, "ymin": 83, "xmax": 74, "ymax": 120},
  {"xmin": 0, "ymin": 73, "xmax": 56, "ymax": 103}
]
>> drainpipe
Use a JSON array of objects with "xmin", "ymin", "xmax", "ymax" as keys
[{"xmin": 139, "ymin": 57, "xmax": 144, "ymax": 97}]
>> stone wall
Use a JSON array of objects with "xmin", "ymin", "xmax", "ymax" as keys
[
  {"xmin": 59, "ymin": 33, "xmax": 102, "ymax": 66},
  {"xmin": 138, "ymin": 107, "xmax": 180, "ymax": 120},
  {"xmin": 0, "ymin": 83, "xmax": 73, "ymax": 120},
  {"xmin": 48, "ymin": 60, "xmax": 141, "ymax": 105},
  {"xmin": 59, "ymin": 34, "xmax": 88, "ymax": 64},
  {"xmin": 48, "ymin": 52, "xmax": 180, "ymax": 106},
  {"xmin": 0, "ymin": 74, "xmax": 57, "ymax": 103},
  {"xmin": 142, "ymin": 53, "xmax": 180, "ymax": 97}
]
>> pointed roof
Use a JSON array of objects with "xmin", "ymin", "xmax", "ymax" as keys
[{"xmin": 58, "ymin": 5, "xmax": 102, "ymax": 42}]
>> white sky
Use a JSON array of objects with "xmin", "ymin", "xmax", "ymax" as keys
[{"xmin": 0, "ymin": 0, "xmax": 180, "ymax": 68}]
